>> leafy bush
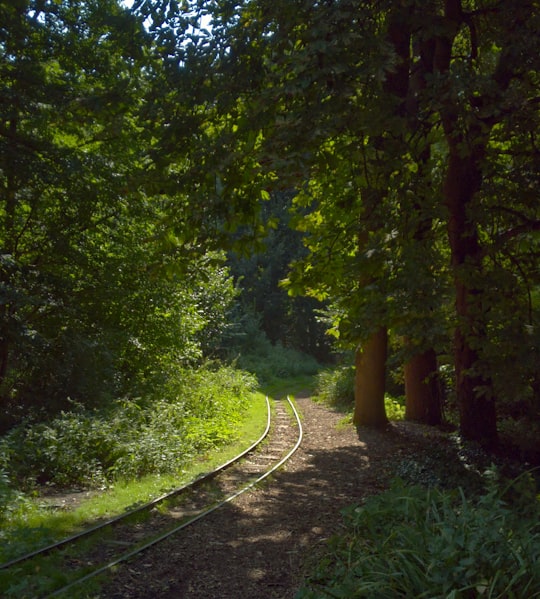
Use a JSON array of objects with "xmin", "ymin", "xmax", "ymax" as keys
[
  {"xmin": 0, "ymin": 365, "xmax": 257, "ymax": 489},
  {"xmin": 315, "ymin": 366, "xmax": 355, "ymax": 408},
  {"xmin": 297, "ymin": 476, "xmax": 540, "ymax": 598},
  {"xmin": 234, "ymin": 335, "xmax": 320, "ymax": 382},
  {"xmin": 384, "ymin": 394, "xmax": 405, "ymax": 420},
  {"xmin": 315, "ymin": 367, "xmax": 405, "ymax": 421}
]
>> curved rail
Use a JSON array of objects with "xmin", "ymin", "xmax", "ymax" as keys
[
  {"xmin": 0, "ymin": 396, "xmax": 272, "ymax": 572},
  {"xmin": 46, "ymin": 395, "xmax": 302, "ymax": 598}
]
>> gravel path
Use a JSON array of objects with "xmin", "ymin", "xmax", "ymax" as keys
[{"xmin": 101, "ymin": 394, "xmax": 435, "ymax": 598}]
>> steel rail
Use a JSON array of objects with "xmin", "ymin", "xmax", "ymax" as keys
[
  {"xmin": 0, "ymin": 396, "xmax": 271, "ymax": 571},
  {"xmin": 46, "ymin": 395, "xmax": 302, "ymax": 599}
]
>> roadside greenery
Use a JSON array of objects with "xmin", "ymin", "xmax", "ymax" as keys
[
  {"xmin": 0, "ymin": 365, "xmax": 256, "ymax": 491},
  {"xmin": 0, "ymin": 389, "xmax": 268, "ymax": 567},
  {"xmin": 297, "ymin": 475, "xmax": 540, "ymax": 599}
]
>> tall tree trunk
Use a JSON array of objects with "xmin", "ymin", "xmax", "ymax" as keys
[
  {"xmin": 387, "ymin": 4, "xmax": 442, "ymax": 426},
  {"xmin": 350, "ymin": 4, "xmax": 408, "ymax": 430},
  {"xmin": 353, "ymin": 327, "xmax": 388, "ymax": 427},
  {"xmin": 444, "ymin": 149, "xmax": 498, "ymax": 447},
  {"xmin": 404, "ymin": 347, "xmax": 442, "ymax": 425},
  {"xmin": 435, "ymin": 1, "xmax": 500, "ymax": 448},
  {"xmin": 0, "ymin": 116, "xmax": 18, "ymax": 394}
]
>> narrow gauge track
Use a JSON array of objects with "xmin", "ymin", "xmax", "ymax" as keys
[{"xmin": 0, "ymin": 396, "xmax": 302, "ymax": 599}]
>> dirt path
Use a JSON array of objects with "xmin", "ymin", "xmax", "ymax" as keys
[{"xmin": 101, "ymin": 395, "xmax": 437, "ymax": 598}]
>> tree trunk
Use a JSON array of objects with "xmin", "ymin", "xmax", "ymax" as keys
[
  {"xmin": 444, "ymin": 149, "xmax": 498, "ymax": 447},
  {"xmin": 386, "ymin": 4, "xmax": 442, "ymax": 427},
  {"xmin": 0, "ymin": 116, "xmax": 18, "ymax": 395},
  {"xmin": 404, "ymin": 347, "xmax": 442, "ymax": 425},
  {"xmin": 350, "ymin": 6, "xmax": 406, "ymax": 431},
  {"xmin": 353, "ymin": 327, "xmax": 388, "ymax": 427}
]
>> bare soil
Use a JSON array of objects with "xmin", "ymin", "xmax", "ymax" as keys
[{"xmin": 99, "ymin": 394, "xmax": 449, "ymax": 598}]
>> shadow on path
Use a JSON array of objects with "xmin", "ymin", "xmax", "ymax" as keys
[{"xmin": 103, "ymin": 398, "xmax": 433, "ymax": 599}]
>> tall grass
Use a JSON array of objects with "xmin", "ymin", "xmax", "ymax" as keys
[{"xmin": 297, "ymin": 473, "xmax": 540, "ymax": 598}]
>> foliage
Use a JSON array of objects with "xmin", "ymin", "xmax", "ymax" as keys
[
  {"xmin": 384, "ymin": 395, "xmax": 406, "ymax": 421},
  {"xmin": 315, "ymin": 366, "xmax": 355, "ymax": 408},
  {"xmin": 0, "ymin": 391, "xmax": 268, "ymax": 571},
  {"xmin": 315, "ymin": 366, "xmax": 405, "ymax": 420},
  {"xmin": 0, "ymin": 1, "xmax": 242, "ymax": 430},
  {"xmin": 226, "ymin": 310, "xmax": 320, "ymax": 383},
  {"xmin": 0, "ymin": 468, "xmax": 28, "ymax": 526},
  {"xmin": 2, "ymin": 0, "xmax": 539, "ymax": 463},
  {"xmin": 297, "ymin": 476, "xmax": 540, "ymax": 599},
  {"xmin": 0, "ymin": 0, "xmax": 153, "ymax": 417},
  {"xmin": 0, "ymin": 365, "xmax": 256, "ymax": 489},
  {"xmin": 147, "ymin": 0, "xmax": 540, "ymax": 442},
  {"xmin": 227, "ymin": 192, "xmax": 332, "ymax": 362}
]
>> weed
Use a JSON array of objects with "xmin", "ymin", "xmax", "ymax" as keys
[{"xmin": 297, "ymin": 475, "xmax": 540, "ymax": 598}]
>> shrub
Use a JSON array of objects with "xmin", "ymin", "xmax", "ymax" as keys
[
  {"xmin": 235, "ymin": 338, "xmax": 320, "ymax": 382},
  {"xmin": 315, "ymin": 366, "xmax": 355, "ymax": 408},
  {"xmin": 315, "ymin": 367, "xmax": 405, "ymax": 421},
  {"xmin": 384, "ymin": 394, "xmax": 405, "ymax": 420},
  {"xmin": 297, "ymin": 476, "xmax": 540, "ymax": 598},
  {"xmin": 0, "ymin": 365, "xmax": 257, "ymax": 489}
]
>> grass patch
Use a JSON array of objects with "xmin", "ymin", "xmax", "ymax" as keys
[{"xmin": 0, "ymin": 389, "xmax": 268, "ymax": 565}]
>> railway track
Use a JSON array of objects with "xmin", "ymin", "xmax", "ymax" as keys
[{"xmin": 0, "ymin": 396, "xmax": 302, "ymax": 598}]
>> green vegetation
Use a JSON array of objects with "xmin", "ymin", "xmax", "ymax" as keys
[
  {"xmin": 315, "ymin": 366, "xmax": 405, "ymax": 421},
  {"xmin": 315, "ymin": 366, "xmax": 355, "ymax": 409},
  {"xmin": 297, "ymin": 475, "xmax": 540, "ymax": 599},
  {"xmin": 0, "ymin": 385, "xmax": 267, "ymax": 565},
  {"xmin": 1, "ymin": 365, "xmax": 256, "ymax": 490},
  {"xmin": 1, "ymin": 2, "xmax": 540, "ymax": 597},
  {"xmin": 149, "ymin": 0, "xmax": 540, "ymax": 444},
  {"xmin": 231, "ymin": 331, "xmax": 321, "ymax": 384}
]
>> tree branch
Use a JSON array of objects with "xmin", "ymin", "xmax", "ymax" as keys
[{"xmin": 495, "ymin": 222, "xmax": 540, "ymax": 246}]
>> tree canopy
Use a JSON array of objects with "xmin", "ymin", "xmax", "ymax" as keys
[
  {"xmin": 0, "ymin": 0, "xmax": 238, "ymax": 427},
  {"xmin": 139, "ymin": 0, "xmax": 540, "ymax": 445},
  {"xmin": 2, "ymin": 0, "xmax": 539, "ymax": 448}
]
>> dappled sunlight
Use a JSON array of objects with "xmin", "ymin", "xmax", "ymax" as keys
[{"xmin": 98, "ymin": 396, "xmax": 413, "ymax": 597}]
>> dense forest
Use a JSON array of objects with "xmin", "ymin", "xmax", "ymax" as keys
[
  {"xmin": 3, "ymin": 0, "xmax": 539, "ymax": 440},
  {"xmin": 1, "ymin": 0, "xmax": 540, "ymax": 594},
  {"xmin": 0, "ymin": 0, "xmax": 540, "ymax": 510},
  {"xmin": 0, "ymin": 0, "xmax": 329, "ymax": 430}
]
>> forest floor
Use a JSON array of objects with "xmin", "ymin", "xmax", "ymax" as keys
[{"xmin": 99, "ymin": 393, "xmax": 454, "ymax": 598}]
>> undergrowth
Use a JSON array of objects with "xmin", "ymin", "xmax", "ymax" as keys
[
  {"xmin": 0, "ymin": 390, "xmax": 268, "ymax": 573},
  {"xmin": 231, "ymin": 327, "xmax": 321, "ymax": 383},
  {"xmin": 315, "ymin": 366, "xmax": 405, "ymax": 420},
  {"xmin": 0, "ymin": 364, "xmax": 257, "ymax": 492},
  {"xmin": 297, "ymin": 472, "xmax": 540, "ymax": 598}
]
